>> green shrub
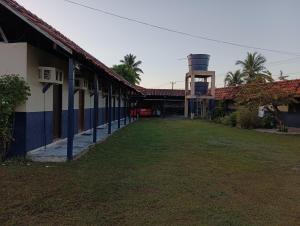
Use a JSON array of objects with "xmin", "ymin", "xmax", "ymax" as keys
[
  {"xmin": 0, "ymin": 75, "xmax": 30, "ymax": 161},
  {"xmin": 236, "ymin": 106, "xmax": 261, "ymax": 129},
  {"xmin": 220, "ymin": 112, "xmax": 237, "ymax": 127},
  {"xmin": 212, "ymin": 100, "xmax": 226, "ymax": 119},
  {"xmin": 261, "ymin": 115, "xmax": 275, "ymax": 129}
]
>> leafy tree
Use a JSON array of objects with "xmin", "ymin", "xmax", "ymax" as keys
[
  {"xmin": 235, "ymin": 79, "xmax": 296, "ymax": 130},
  {"xmin": 278, "ymin": 70, "xmax": 289, "ymax": 81},
  {"xmin": 0, "ymin": 75, "xmax": 30, "ymax": 160},
  {"xmin": 112, "ymin": 54, "xmax": 143, "ymax": 85},
  {"xmin": 236, "ymin": 52, "xmax": 273, "ymax": 83},
  {"xmin": 112, "ymin": 64, "xmax": 136, "ymax": 85},
  {"xmin": 224, "ymin": 70, "xmax": 244, "ymax": 86}
]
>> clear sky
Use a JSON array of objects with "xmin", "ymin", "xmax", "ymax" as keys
[{"xmin": 16, "ymin": 0, "xmax": 300, "ymax": 88}]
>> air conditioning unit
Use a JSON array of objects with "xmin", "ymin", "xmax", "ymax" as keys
[
  {"xmin": 38, "ymin": 67, "xmax": 64, "ymax": 84},
  {"xmin": 74, "ymin": 78, "xmax": 88, "ymax": 90}
]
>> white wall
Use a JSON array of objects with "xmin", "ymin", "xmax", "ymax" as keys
[
  {"xmin": 26, "ymin": 44, "xmax": 96, "ymax": 112},
  {"xmin": 0, "ymin": 42, "xmax": 127, "ymax": 114},
  {"xmin": 0, "ymin": 43, "xmax": 27, "ymax": 112}
]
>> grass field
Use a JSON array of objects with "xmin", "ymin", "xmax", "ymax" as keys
[{"xmin": 1, "ymin": 119, "xmax": 300, "ymax": 225}]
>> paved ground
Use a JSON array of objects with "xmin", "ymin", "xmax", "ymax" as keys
[
  {"xmin": 256, "ymin": 127, "xmax": 300, "ymax": 135},
  {"xmin": 27, "ymin": 117, "xmax": 135, "ymax": 162}
]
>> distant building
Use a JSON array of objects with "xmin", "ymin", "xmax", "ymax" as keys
[{"xmin": 138, "ymin": 79, "xmax": 300, "ymax": 127}]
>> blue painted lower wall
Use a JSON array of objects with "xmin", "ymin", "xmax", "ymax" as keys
[
  {"xmin": 281, "ymin": 112, "xmax": 300, "ymax": 128},
  {"xmin": 9, "ymin": 112, "xmax": 27, "ymax": 157},
  {"xmin": 9, "ymin": 107, "xmax": 127, "ymax": 156}
]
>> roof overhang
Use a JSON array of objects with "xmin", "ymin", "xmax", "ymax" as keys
[{"xmin": 0, "ymin": 0, "xmax": 73, "ymax": 54}]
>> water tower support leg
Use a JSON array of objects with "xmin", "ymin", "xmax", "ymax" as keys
[{"xmin": 184, "ymin": 76, "xmax": 189, "ymax": 118}]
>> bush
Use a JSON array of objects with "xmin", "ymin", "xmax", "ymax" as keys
[
  {"xmin": 278, "ymin": 124, "xmax": 288, "ymax": 133},
  {"xmin": 220, "ymin": 112, "xmax": 237, "ymax": 127},
  {"xmin": 236, "ymin": 106, "xmax": 261, "ymax": 129},
  {"xmin": 212, "ymin": 101, "xmax": 226, "ymax": 119},
  {"xmin": 0, "ymin": 75, "xmax": 30, "ymax": 161},
  {"xmin": 261, "ymin": 114, "xmax": 275, "ymax": 129}
]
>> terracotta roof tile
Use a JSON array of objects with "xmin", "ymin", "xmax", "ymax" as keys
[
  {"xmin": 215, "ymin": 79, "xmax": 300, "ymax": 100},
  {"xmin": 137, "ymin": 79, "xmax": 300, "ymax": 100},
  {"xmin": 136, "ymin": 86, "xmax": 185, "ymax": 97},
  {"xmin": 1, "ymin": 0, "xmax": 139, "ymax": 92}
]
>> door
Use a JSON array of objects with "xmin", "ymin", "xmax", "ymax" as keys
[
  {"xmin": 53, "ymin": 84, "xmax": 62, "ymax": 140},
  {"xmin": 78, "ymin": 90, "xmax": 85, "ymax": 132}
]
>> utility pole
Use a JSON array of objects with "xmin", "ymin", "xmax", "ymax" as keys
[{"xmin": 170, "ymin": 81, "xmax": 176, "ymax": 90}]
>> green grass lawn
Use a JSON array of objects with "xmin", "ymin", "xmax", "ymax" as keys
[{"xmin": 1, "ymin": 119, "xmax": 300, "ymax": 225}]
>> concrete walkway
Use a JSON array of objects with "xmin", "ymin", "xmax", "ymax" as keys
[
  {"xmin": 255, "ymin": 127, "xmax": 300, "ymax": 135},
  {"xmin": 27, "ymin": 118, "xmax": 136, "ymax": 162}
]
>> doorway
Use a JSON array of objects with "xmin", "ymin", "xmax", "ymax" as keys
[
  {"xmin": 53, "ymin": 84, "xmax": 62, "ymax": 140},
  {"xmin": 78, "ymin": 90, "xmax": 85, "ymax": 132}
]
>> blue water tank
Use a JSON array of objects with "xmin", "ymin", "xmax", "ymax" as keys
[
  {"xmin": 188, "ymin": 54, "xmax": 210, "ymax": 71},
  {"xmin": 195, "ymin": 82, "xmax": 208, "ymax": 95}
]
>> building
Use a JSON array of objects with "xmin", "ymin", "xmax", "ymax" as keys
[
  {"xmin": 137, "ymin": 87, "xmax": 185, "ymax": 117},
  {"xmin": 0, "ymin": 0, "xmax": 141, "ymax": 159},
  {"xmin": 214, "ymin": 79, "xmax": 300, "ymax": 127},
  {"xmin": 138, "ymin": 79, "xmax": 300, "ymax": 127}
]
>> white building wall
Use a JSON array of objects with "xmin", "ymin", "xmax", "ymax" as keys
[
  {"xmin": 99, "ymin": 92, "xmax": 106, "ymax": 108},
  {"xmin": 0, "ymin": 43, "xmax": 131, "ymax": 114},
  {"xmin": 0, "ymin": 43, "xmax": 27, "ymax": 112},
  {"xmin": 26, "ymin": 44, "xmax": 68, "ymax": 112}
]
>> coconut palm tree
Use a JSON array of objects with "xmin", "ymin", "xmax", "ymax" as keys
[
  {"xmin": 236, "ymin": 52, "xmax": 273, "ymax": 83},
  {"xmin": 112, "ymin": 64, "xmax": 136, "ymax": 85},
  {"xmin": 120, "ymin": 54, "xmax": 143, "ymax": 84},
  {"xmin": 224, "ymin": 70, "xmax": 244, "ymax": 87}
]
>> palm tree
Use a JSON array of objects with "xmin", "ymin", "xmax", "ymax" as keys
[
  {"xmin": 236, "ymin": 52, "xmax": 273, "ymax": 83},
  {"xmin": 112, "ymin": 54, "xmax": 143, "ymax": 85},
  {"xmin": 224, "ymin": 70, "xmax": 244, "ymax": 86},
  {"xmin": 120, "ymin": 54, "xmax": 143, "ymax": 84},
  {"xmin": 112, "ymin": 64, "xmax": 136, "ymax": 85}
]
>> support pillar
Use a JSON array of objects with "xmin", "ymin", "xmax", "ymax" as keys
[
  {"xmin": 163, "ymin": 97, "xmax": 166, "ymax": 118},
  {"xmin": 118, "ymin": 87, "xmax": 121, "ymax": 128},
  {"xmin": 67, "ymin": 58, "xmax": 75, "ymax": 161},
  {"xmin": 108, "ymin": 84, "xmax": 112, "ymax": 134},
  {"xmin": 190, "ymin": 73, "xmax": 195, "ymax": 120},
  {"xmin": 93, "ymin": 75, "xmax": 99, "ymax": 143},
  {"xmin": 124, "ymin": 97, "xmax": 127, "ymax": 125},
  {"xmin": 129, "ymin": 99, "xmax": 132, "ymax": 123},
  {"xmin": 184, "ymin": 76, "xmax": 189, "ymax": 118},
  {"xmin": 191, "ymin": 74, "xmax": 195, "ymax": 96},
  {"xmin": 190, "ymin": 98, "xmax": 195, "ymax": 120}
]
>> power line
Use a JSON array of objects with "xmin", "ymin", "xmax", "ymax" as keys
[
  {"xmin": 63, "ymin": 0, "xmax": 300, "ymax": 57},
  {"xmin": 178, "ymin": 56, "xmax": 300, "ymax": 67},
  {"xmin": 286, "ymin": 71, "xmax": 300, "ymax": 75},
  {"xmin": 267, "ymin": 56, "xmax": 300, "ymax": 66},
  {"xmin": 154, "ymin": 82, "xmax": 172, "ymax": 88}
]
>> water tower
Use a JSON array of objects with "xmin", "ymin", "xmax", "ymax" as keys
[{"xmin": 184, "ymin": 54, "xmax": 216, "ymax": 119}]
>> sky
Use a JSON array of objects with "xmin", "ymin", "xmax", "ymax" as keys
[{"xmin": 16, "ymin": 0, "xmax": 300, "ymax": 89}]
